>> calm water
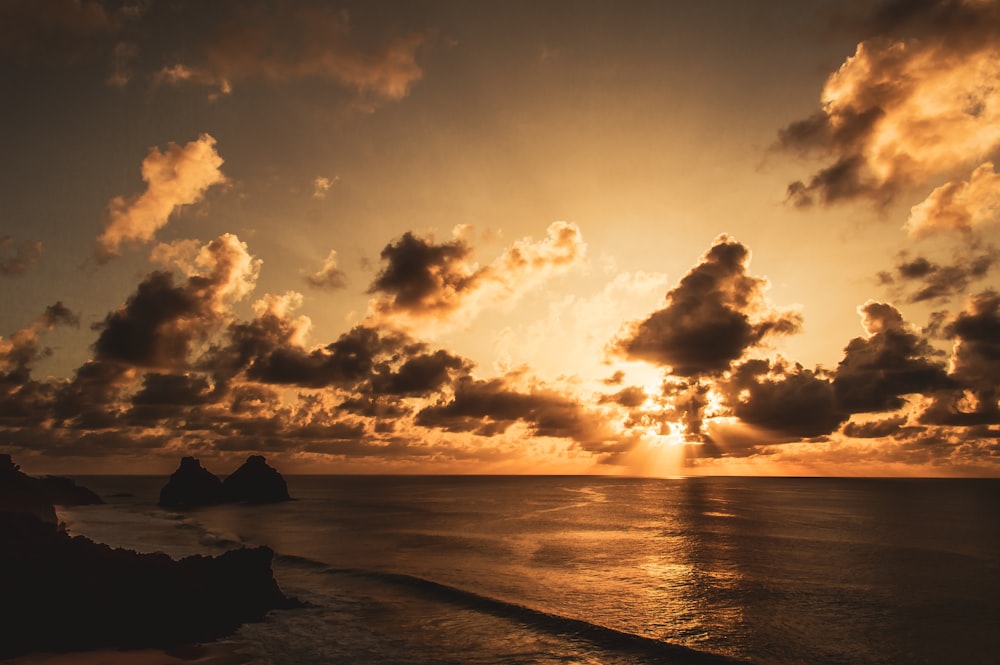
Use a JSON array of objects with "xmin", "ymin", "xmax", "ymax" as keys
[{"xmin": 57, "ymin": 476, "xmax": 1000, "ymax": 665}]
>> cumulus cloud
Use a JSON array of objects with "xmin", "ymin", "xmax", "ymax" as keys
[
  {"xmin": 93, "ymin": 234, "xmax": 259, "ymax": 368},
  {"xmin": 922, "ymin": 289, "xmax": 1000, "ymax": 425},
  {"xmin": 832, "ymin": 300, "xmax": 951, "ymax": 413},
  {"xmin": 155, "ymin": 6, "xmax": 428, "ymax": 102},
  {"xmin": 368, "ymin": 221, "xmax": 586, "ymax": 328},
  {"xmin": 305, "ymin": 250, "xmax": 348, "ymax": 289},
  {"xmin": 0, "ymin": 236, "xmax": 43, "ymax": 276},
  {"xmin": 613, "ymin": 235, "xmax": 802, "ymax": 376},
  {"xmin": 723, "ymin": 359, "xmax": 845, "ymax": 438},
  {"xmin": 96, "ymin": 134, "xmax": 226, "ymax": 261},
  {"xmin": 779, "ymin": 0, "xmax": 1000, "ymax": 207},
  {"xmin": 906, "ymin": 162, "xmax": 1000, "ymax": 237}
]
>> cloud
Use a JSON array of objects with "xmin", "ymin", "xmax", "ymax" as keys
[
  {"xmin": 155, "ymin": 6, "xmax": 428, "ymax": 102},
  {"xmin": 93, "ymin": 234, "xmax": 259, "ymax": 368},
  {"xmin": 832, "ymin": 300, "xmax": 951, "ymax": 413},
  {"xmin": 0, "ymin": 302, "xmax": 80, "ymax": 385},
  {"xmin": 878, "ymin": 248, "xmax": 996, "ymax": 302},
  {"xmin": 312, "ymin": 176, "xmax": 337, "ymax": 199},
  {"xmin": 106, "ymin": 40, "xmax": 138, "ymax": 88},
  {"xmin": 368, "ymin": 221, "xmax": 586, "ymax": 329},
  {"xmin": 905, "ymin": 162, "xmax": 1000, "ymax": 237},
  {"xmin": 0, "ymin": 0, "xmax": 118, "ymax": 59},
  {"xmin": 779, "ymin": 1, "xmax": 1000, "ymax": 207},
  {"xmin": 369, "ymin": 349, "xmax": 472, "ymax": 397},
  {"xmin": 842, "ymin": 415, "xmax": 909, "ymax": 439},
  {"xmin": 96, "ymin": 134, "xmax": 226, "ymax": 261},
  {"xmin": 613, "ymin": 235, "xmax": 802, "ymax": 376},
  {"xmin": 723, "ymin": 359, "xmax": 845, "ymax": 438},
  {"xmin": 415, "ymin": 375, "xmax": 622, "ymax": 455},
  {"xmin": 305, "ymin": 250, "xmax": 348, "ymax": 289},
  {"xmin": 0, "ymin": 237, "xmax": 43, "ymax": 276},
  {"xmin": 922, "ymin": 289, "xmax": 1000, "ymax": 425}
]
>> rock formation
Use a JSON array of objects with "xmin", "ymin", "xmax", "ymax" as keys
[
  {"xmin": 0, "ymin": 455, "xmax": 298, "ymax": 658},
  {"xmin": 0, "ymin": 453, "xmax": 57, "ymax": 524},
  {"xmin": 33, "ymin": 474, "xmax": 104, "ymax": 506},
  {"xmin": 222, "ymin": 455, "xmax": 291, "ymax": 503},
  {"xmin": 158, "ymin": 456, "xmax": 224, "ymax": 508}
]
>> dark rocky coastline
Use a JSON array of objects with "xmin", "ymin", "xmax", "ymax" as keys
[{"xmin": 0, "ymin": 454, "xmax": 298, "ymax": 658}]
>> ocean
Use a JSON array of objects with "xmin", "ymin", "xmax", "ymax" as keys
[{"xmin": 52, "ymin": 476, "xmax": 1000, "ymax": 665}]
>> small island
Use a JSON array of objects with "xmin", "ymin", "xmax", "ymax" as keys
[{"xmin": 159, "ymin": 455, "xmax": 292, "ymax": 508}]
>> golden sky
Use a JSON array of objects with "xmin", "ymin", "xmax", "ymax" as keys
[{"xmin": 1, "ymin": 0, "xmax": 999, "ymax": 476}]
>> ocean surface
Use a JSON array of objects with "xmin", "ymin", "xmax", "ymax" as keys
[{"xmin": 54, "ymin": 476, "xmax": 1000, "ymax": 665}]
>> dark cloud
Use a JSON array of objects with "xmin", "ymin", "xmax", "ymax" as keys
[
  {"xmin": 367, "ymin": 223, "xmax": 585, "ymax": 326},
  {"xmin": 0, "ymin": 237, "xmax": 43, "ymax": 276},
  {"xmin": 305, "ymin": 250, "xmax": 348, "ymax": 290},
  {"xmin": 666, "ymin": 380, "xmax": 712, "ymax": 443},
  {"xmin": 922, "ymin": 290, "xmax": 1000, "ymax": 425},
  {"xmin": 599, "ymin": 386, "xmax": 647, "ymax": 408},
  {"xmin": 370, "ymin": 349, "xmax": 471, "ymax": 396},
  {"xmin": 53, "ymin": 360, "xmax": 132, "ymax": 429},
  {"xmin": 614, "ymin": 235, "xmax": 801, "ymax": 376},
  {"xmin": 1, "ymin": 302, "xmax": 80, "ymax": 386},
  {"xmin": 368, "ymin": 231, "xmax": 476, "ymax": 314},
  {"xmin": 38, "ymin": 302, "xmax": 80, "ymax": 329},
  {"xmin": 242, "ymin": 324, "xmax": 408, "ymax": 389},
  {"xmin": 858, "ymin": 0, "xmax": 1000, "ymax": 43},
  {"xmin": 416, "ymin": 376, "xmax": 619, "ymax": 453},
  {"xmin": 92, "ymin": 271, "xmax": 205, "ymax": 368},
  {"xmin": 228, "ymin": 384, "xmax": 282, "ymax": 416},
  {"xmin": 724, "ymin": 359, "xmax": 846, "ymax": 438},
  {"xmin": 878, "ymin": 249, "xmax": 996, "ymax": 303},
  {"xmin": 132, "ymin": 373, "xmax": 214, "ymax": 407},
  {"xmin": 832, "ymin": 301, "xmax": 951, "ymax": 413},
  {"xmin": 842, "ymin": 415, "xmax": 910, "ymax": 439},
  {"xmin": 95, "ymin": 234, "xmax": 257, "ymax": 369}
]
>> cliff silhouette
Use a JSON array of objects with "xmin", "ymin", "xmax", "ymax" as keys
[{"xmin": 0, "ymin": 454, "xmax": 298, "ymax": 658}]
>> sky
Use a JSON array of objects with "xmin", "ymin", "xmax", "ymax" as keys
[{"xmin": 1, "ymin": 0, "xmax": 999, "ymax": 476}]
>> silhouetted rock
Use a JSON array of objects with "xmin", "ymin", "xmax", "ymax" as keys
[
  {"xmin": 34, "ymin": 475, "xmax": 104, "ymax": 506},
  {"xmin": 223, "ymin": 455, "xmax": 291, "ymax": 503},
  {"xmin": 0, "ymin": 510, "xmax": 298, "ymax": 658},
  {"xmin": 158, "ymin": 456, "xmax": 224, "ymax": 507},
  {"xmin": 0, "ymin": 453, "xmax": 58, "ymax": 524}
]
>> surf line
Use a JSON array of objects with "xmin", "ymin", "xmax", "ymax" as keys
[{"xmin": 325, "ymin": 567, "xmax": 754, "ymax": 665}]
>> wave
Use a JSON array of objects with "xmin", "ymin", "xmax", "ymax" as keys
[
  {"xmin": 170, "ymin": 515, "xmax": 752, "ymax": 663},
  {"xmin": 320, "ymin": 567, "xmax": 753, "ymax": 665},
  {"xmin": 171, "ymin": 517, "xmax": 246, "ymax": 550}
]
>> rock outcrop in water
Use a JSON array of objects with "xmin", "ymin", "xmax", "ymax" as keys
[
  {"xmin": 223, "ymin": 455, "xmax": 291, "ymax": 503},
  {"xmin": 0, "ymin": 454, "xmax": 298, "ymax": 658},
  {"xmin": 158, "ymin": 455, "xmax": 292, "ymax": 508},
  {"xmin": 158, "ymin": 456, "xmax": 224, "ymax": 507}
]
